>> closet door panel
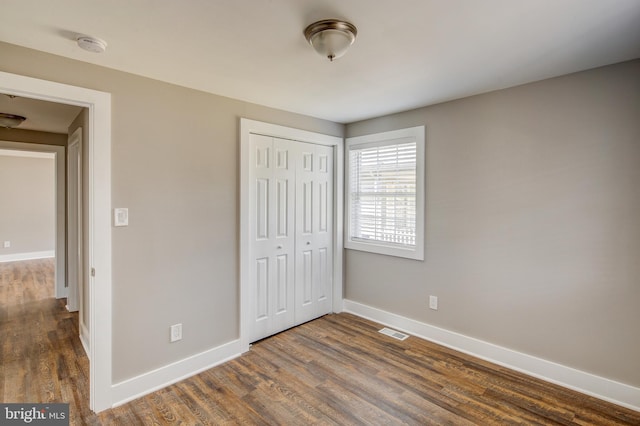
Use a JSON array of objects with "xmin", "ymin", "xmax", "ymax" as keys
[
  {"xmin": 249, "ymin": 134, "xmax": 295, "ymax": 342},
  {"xmin": 249, "ymin": 134, "xmax": 334, "ymax": 342},
  {"xmin": 295, "ymin": 143, "xmax": 334, "ymax": 324}
]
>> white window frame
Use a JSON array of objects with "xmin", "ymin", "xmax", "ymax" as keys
[{"xmin": 345, "ymin": 126, "xmax": 425, "ymax": 260}]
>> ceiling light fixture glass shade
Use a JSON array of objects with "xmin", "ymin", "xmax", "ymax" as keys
[
  {"xmin": 0, "ymin": 113, "xmax": 26, "ymax": 128},
  {"xmin": 304, "ymin": 19, "xmax": 357, "ymax": 61}
]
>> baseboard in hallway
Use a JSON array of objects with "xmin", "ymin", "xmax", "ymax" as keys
[{"xmin": 0, "ymin": 250, "xmax": 55, "ymax": 263}]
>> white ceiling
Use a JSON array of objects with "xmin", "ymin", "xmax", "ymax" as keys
[{"xmin": 0, "ymin": 0, "xmax": 639, "ymax": 125}]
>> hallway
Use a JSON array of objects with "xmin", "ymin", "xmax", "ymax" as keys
[{"xmin": 0, "ymin": 259, "xmax": 92, "ymax": 422}]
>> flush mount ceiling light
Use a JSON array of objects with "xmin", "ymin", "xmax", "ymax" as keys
[
  {"xmin": 0, "ymin": 113, "xmax": 26, "ymax": 128},
  {"xmin": 77, "ymin": 36, "xmax": 107, "ymax": 53},
  {"xmin": 304, "ymin": 19, "xmax": 357, "ymax": 61}
]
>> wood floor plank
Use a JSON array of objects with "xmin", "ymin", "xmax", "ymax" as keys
[{"xmin": 2, "ymin": 259, "xmax": 640, "ymax": 425}]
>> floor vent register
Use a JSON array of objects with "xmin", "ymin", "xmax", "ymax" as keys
[{"xmin": 378, "ymin": 327, "xmax": 410, "ymax": 341}]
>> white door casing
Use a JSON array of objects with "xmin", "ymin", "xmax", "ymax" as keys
[
  {"xmin": 66, "ymin": 128, "xmax": 82, "ymax": 313},
  {"xmin": 240, "ymin": 118, "xmax": 343, "ymax": 351},
  {"xmin": 0, "ymin": 71, "xmax": 113, "ymax": 412}
]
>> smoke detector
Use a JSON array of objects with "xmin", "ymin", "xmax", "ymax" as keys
[{"xmin": 77, "ymin": 36, "xmax": 107, "ymax": 53}]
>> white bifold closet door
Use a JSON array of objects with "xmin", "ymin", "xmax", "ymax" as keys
[{"xmin": 249, "ymin": 134, "xmax": 334, "ymax": 343}]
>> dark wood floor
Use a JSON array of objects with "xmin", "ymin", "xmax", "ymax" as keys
[
  {"xmin": 2, "ymin": 259, "xmax": 639, "ymax": 425},
  {"xmin": 0, "ymin": 258, "xmax": 92, "ymax": 424}
]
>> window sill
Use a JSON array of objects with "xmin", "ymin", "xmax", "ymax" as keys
[{"xmin": 345, "ymin": 240, "xmax": 424, "ymax": 261}]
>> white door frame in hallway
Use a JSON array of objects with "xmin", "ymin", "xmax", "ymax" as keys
[
  {"xmin": 0, "ymin": 144, "xmax": 65, "ymax": 296},
  {"xmin": 0, "ymin": 71, "xmax": 112, "ymax": 412},
  {"xmin": 66, "ymin": 127, "xmax": 82, "ymax": 313},
  {"xmin": 240, "ymin": 118, "xmax": 344, "ymax": 352}
]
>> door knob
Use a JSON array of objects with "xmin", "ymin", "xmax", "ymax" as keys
[
  {"xmin": 277, "ymin": 245, "xmax": 283, "ymax": 249},
  {"xmin": 306, "ymin": 241, "xmax": 311, "ymax": 245}
]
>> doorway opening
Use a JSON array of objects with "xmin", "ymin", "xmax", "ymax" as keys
[
  {"xmin": 0, "ymin": 71, "xmax": 112, "ymax": 412},
  {"xmin": 0, "ymin": 143, "xmax": 65, "ymax": 294}
]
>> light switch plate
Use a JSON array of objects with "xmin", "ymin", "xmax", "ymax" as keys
[
  {"xmin": 429, "ymin": 295, "xmax": 438, "ymax": 310},
  {"xmin": 114, "ymin": 208, "xmax": 129, "ymax": 227}
]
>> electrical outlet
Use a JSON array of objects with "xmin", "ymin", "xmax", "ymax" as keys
[
  {"xmin": 429, "ymin": 295, "xmax": 438, "ymax": 310},
  {"xmin": 170, "ymin": 323, "xmax": 182, "ymax": 342},
  {"xmin": 3, "ymin": 241, "xmax": 10, "ymax": 248}
]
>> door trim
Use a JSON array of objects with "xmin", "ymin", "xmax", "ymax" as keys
[
  {"xmin": 0, "ymin": 71, "xmax": 113, "ymax": 412},
  {"xmin": 0, "ymin": 144, "xmax": 64, "ymax": 296},
  {"xmin": 240, "ymin": 118, "xmax": 344, "ymax": 352},
  {"xmin": 66, "ymin": 127, "xmax": 82, "ymax": 313}
]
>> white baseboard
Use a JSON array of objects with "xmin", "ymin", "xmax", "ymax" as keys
[
  {"xmin": 111, "ymin": 339, "xmax": 242, "ymax": 407},
  {"xmin": 0, "ymin": 250, "xmax": 55, "ymax": 263},
  {"xmin": 343, "ymin": 299, "xmax": 640, "ymax": 412}
]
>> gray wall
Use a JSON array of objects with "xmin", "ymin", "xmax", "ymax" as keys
[
  {"xmin": 0, "ymin": 41, "xmax": 343, "ymax": 382},
  {"xmin": 0, "ymin": 153, "xmax": 55, "ymax": 256},
  {"xmin": 345, "ymin": 59, "xmax": 640, "ymax": 387}
]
